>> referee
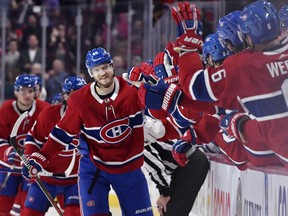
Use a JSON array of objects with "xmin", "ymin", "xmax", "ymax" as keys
[{"xmin": 144, "ymin": 138, "xmax": 210, "ymax": 216}]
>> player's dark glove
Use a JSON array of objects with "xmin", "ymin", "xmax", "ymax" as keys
[
  {"xmin": 172, "ymin": 127, "xmax": 197, "ymax": 167},
  {"xmin": 219, "ymin": 110, "xmax": 250, "ymax": 142},
  {"xmin": 138, "ymin": 75, "xmax": 182, "ymax": 114},
  {"xmin": 171, "ymin": 1, "xmax": 203, "ymax": 53},
  {"xmin": 4, "ymin": 146, "xmax": 21, "ymax": 167},
  {"xmin": 21, "ymin": 152, "xmax": 48, "ymax": 180}
]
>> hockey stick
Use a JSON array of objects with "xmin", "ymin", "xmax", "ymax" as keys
[{"xmin": 10, "ymin": 111, "xmax": 63, "ymax": 216}]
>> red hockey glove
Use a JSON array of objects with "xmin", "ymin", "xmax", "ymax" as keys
[
  {"xmin": 138, "ymin": 76, "xmax": 182, "ymax": 114},
  {"xmin": 171, "ymin": 2, "xmax": 203, "ymax": 52},
  {"xmin": 219, "ymin": 111, "xmax": 251, "ymax": 143},
  {"xmin": 140, "ymin": 61, "xmax": 154, "ymax": 77},
  {"xmin": 21, "ymin": 152, "xmax": 49, "ymax": 180},
  {"xmin": 172, "ymin": 128, "xmax": 197, "ymax": 167},
  {"xmin": 165, "ymin": 41, "xmax": 179, "ymax": 66},
  {"xmin": 153, "ymin": 52, "xmax": 178, "ymax": 80},
  {"xmin": 128, "ymin": 61, "xmax": 154, "ymax": 82},
  {"xmin": 4, "ymin": 146, "xmax": 21, "ymax": 167}
]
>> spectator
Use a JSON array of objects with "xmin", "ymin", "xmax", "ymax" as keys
[
  {"xmin": 113, "ymin": 55, "xmax": 126, "ymax": 76},
  {"xmin": 20, "ymin": 13, "xmax": 42, "ymax": 50},
  {"xmin": 18, "ymin": 34, "xmax": 42, "ymax": 74},
  {"xmin": 4, "ymin": 39, "xmax": 20, "ymax": 81},
  {"xmin": 45, "ymin": 58, "xmax": 68, "ymax": 103}
]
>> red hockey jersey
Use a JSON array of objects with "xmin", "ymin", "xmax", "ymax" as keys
[
  {"xmin": 179, "ymin": 43, "xmax": 288, "ymax": 167},
  {"xmin": 25, "ymin": 104, "xmax": 79, "ymax": 185},
  {"xmin": 0, "ymin": 99, "xmax": 49, "ymax": 171},
  {"xmin": 41, "ymin": 77, "xmax": 145, "ymax": 174}
]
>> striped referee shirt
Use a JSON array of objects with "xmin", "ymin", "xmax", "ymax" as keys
[{"xmin": 143, "ymin": 139, "xmax": 178, "ymax": 196}]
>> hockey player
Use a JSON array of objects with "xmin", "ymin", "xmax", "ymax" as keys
[
  {"xmin": 22, "ymin": 47, "xmax": 154, "ymax": 216},
  {"xmin": 0, "ymin": 74, "xmax": 49, "ymax": 215},
  {"xmin": 201, "ymin": 32, "xmax": 248, "ymax": 169},
  {"xmin": 21, "ymin": 76, "xmax": 86, "ymax": 216},
  {"xmin": 140, "ymin": 1, "xmax": 287, "ymax": 167}
]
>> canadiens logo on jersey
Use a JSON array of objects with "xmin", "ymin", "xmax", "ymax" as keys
[
  {"xmin": 16, "ymin": 134, "xmax": 27, "ymax": 148},
  {"xmin": 100, "ymin": 117, "xmax": 132, "ymax": 144}
]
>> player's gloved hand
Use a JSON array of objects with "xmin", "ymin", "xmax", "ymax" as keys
[
  {"xmin": 165, "ymin": 41, "xmax": 179, "ymax": 66},
  {"xmin": 4, "ymin": 146, "xmax": 21, "ymax": 167},
  {"xmin": 219, "ymin": 110, "xmax": 251, "ymax": 142},
  {"xmin": 171, "ymin": 2, "xmax": 203, "ymax": 53},
  {"xmin": 143, "ymin": 116, "xmax": 165, "ymax": 143},
  {"xmin": 153, "ymin": 52, "xmax": 178, "ymax": 80},
  {"xmin": 128, "ymin": 61, "xmax": 153, "ymax": 82},
  {"xmin": 172, "ymin": 128, "xmax": 197, "ymax": 167},
  {"xmin": 21, "ymin": 152, "xmax": 48, "ymax": 180},
  {"xmin": 138, "ymin": 75, "xmax": 182, "ymax": 114}
]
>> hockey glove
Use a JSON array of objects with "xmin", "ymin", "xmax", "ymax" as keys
[
  {"xmin": 219, "ymin": 111, "xmax": 251, "ymax": 143},
  {"xmin": 4, "ymin": 146, "xmax": 21, "ymax": 167},
  {"xmin": 21, "ymin": 152, "xmax": 48, "ymax": 180},
  {"xmin": 172, "ymin": 128, "xmax": 197, "ymax": 167},
  {"xmin": 138, "ymin": 76, "xmax": 182, "ymax": 114},
  {"xmin": 165, "ymin": 41, "xmax": 179, "ymax": 66},
  {"xmin": 128, "ymin": 61, "xmax": 154, "ymax": 83},
  {"xmin": 171, "ymin": 2, "xmax": 203, "ymax": 52},
  {"xmin": 153, "ymin": 52, "xmax": 178, "ymax": 80}
]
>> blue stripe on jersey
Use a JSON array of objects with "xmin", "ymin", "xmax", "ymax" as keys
[
  {"xmin": 128, "ymin": 111, "xmax": 143, "ymax": 128},
  {"xmin": 171, "ymin": 107, "xmax": 194, "ymax": 128},
  {"xmin": 245, "ymin": 147, "xmax": 276, "ymax": 158},
  {"xmin": 25, "ymin": 134, "xmax": 42, "ymax": 148},
  {"xmin": 192, "ymin": 72, "xmax": 214, "ymax": 102},
  {"xmin": 243, "ymin": 94, "xmax": 287, "ymax": 118},
  {"xmin": 51, "ymin": 127, "xmax": 74, "ymax": 144}
]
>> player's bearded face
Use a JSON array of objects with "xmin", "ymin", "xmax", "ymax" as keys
[{"xmin": 92, "ymin": 63, "xmax": 115, "ymax": 88}]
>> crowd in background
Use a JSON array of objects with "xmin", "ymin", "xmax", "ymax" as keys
[{"xmin": 0, "ymin": 0, "xmax": 241, "ymax": 103}]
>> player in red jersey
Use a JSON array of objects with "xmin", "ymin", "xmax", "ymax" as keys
[
  {"xmin": 141, "ymin": 1, "xmax": 287, "ymax": 167},
  {"xmin": 21, "ymin": 76, "xmax": 86, "ymax": 216},
  {"xmin": 0, "ymin": 74, "xmax": 49, "ymax": 215},
  {"xmin": 22, "ymin": 47, "xmax": 154, "ymax": 216}
]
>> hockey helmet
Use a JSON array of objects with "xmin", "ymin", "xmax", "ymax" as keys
[
  {"xmin": 202, "ymin": 33, "xmax": 233, "ymax": 63},
  {"xmin": 51, "ymin": 93, "xmax": 63, "ymax": 105},
  {"xmin": 279, "ymin": 5, "xmax": 288, "ymax": 32},
  {"xmin": 85, "ymin": 47, "xmax": 113, "ymax": 77},
  {"xmin": 217, "ymin": 10, "xmax": 242, "ymax": 47},
  {"xmin": 238, "ymin": 0, "xmax": 280, "ymax": 44},
  {"xmin": 14, "ymin": 74, "xmax": 37, "ymax": 91},
  {"xmin": 62, "ymin": 76, "xmax": 87, "ymax": 94}
]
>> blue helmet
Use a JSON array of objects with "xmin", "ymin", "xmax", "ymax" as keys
[
  {"xmin": 31, "ymin": 75, "xmax": 42, "ymax": 88},
  {"xmin": 238, "ymin": 0, "xmax": 280, "ymax": 44},
  {"xmin": 85, "ymin": 47, "xmax": 113, "ymax": 77},
  {"xmin": 62, "ymin": 76, "xmax": 87, "ymax": 94},
  {"xmin": 51, "ymin": 93, "xmax": 63, "ymax": 105},
  {"xmin": 279, "ymin": 5, "xmax": 288, "ymax": 32},
  {"xmin": 217, "ymin": 10, "xmax": 242, "ymax": 47},
  {"xmin": 202, "ymin": 33, "xmax": 233, "ymax": 63},
  {"xmin": 14, "ymin": 74, "xmax": 37, "ymax": 91}
]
